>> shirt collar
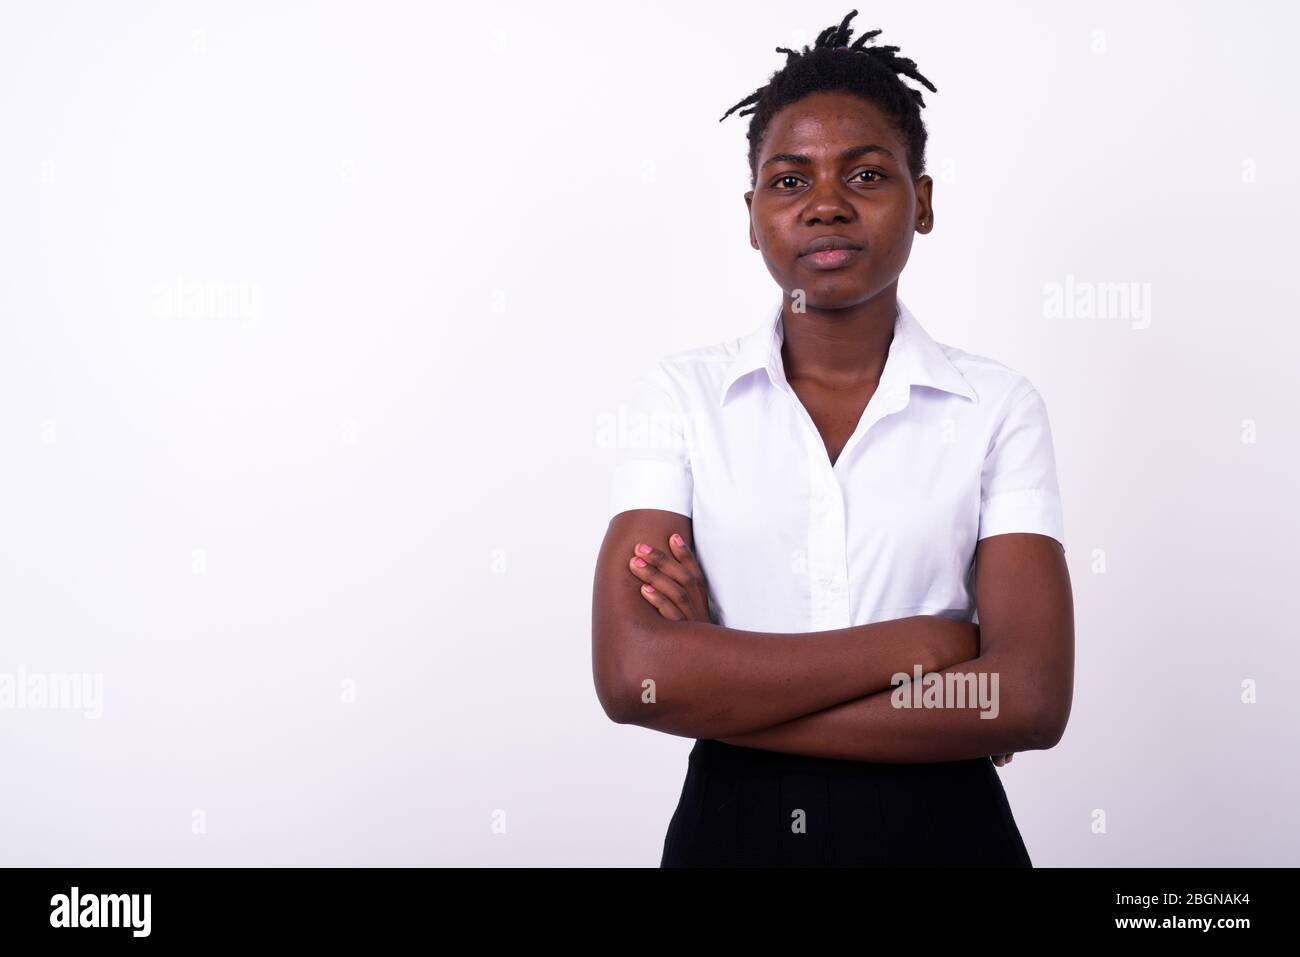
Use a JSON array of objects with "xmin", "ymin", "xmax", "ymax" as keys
[{"xmin": 718, "ymin": 297, "xmax": 979, "ymax": 407}]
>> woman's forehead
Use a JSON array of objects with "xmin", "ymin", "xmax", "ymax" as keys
[{"xmin": 760, "ymin": 96, "xmax": 903, "ymax": 156}]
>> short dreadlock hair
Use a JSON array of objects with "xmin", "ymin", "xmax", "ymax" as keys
[{"xmin": 720, "ymin": 9, "xmax": 938, "ymax": 186}]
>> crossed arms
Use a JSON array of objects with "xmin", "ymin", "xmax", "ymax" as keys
[{"xmin": 591, "ymin": 508, "xmax": 1074, "ymax": 763}]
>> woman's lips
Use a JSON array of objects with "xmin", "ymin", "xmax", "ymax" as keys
[{"xmin": 800, "ymin": 247, "xmax": 861, "ymax": 269}]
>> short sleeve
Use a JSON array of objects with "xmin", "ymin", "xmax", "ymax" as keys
[
  {"xmin": 607, "ymin": 361, "xmax": 693, "ymax": 520},
  {"xmin": 978, "ymin": 380, "xmax": 1065, "ymax": 546}
]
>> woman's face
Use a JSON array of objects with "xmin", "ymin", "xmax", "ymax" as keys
[{"xmin": 744, "ymin": 90, "xmax": 933, "ymax": 311}]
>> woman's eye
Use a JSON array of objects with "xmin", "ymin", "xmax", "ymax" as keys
[{"xmin": 772, "ymin": 171, "xmax": 884, "ymax": 189}]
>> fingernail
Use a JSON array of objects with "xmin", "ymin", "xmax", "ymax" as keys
[
  {"xmin": 671, "ymin": 534, "xmax": 684, "ymax": 547},
  {"xmin": 633, "ymin": 558, "xmax": 646, "ymax": 568},
  {"xmin": 636, "ymin": 544, "xmax": 651, "ymax": 555},
  {"xmin": 642, "ymin": 584, "xmax": 654, "ymax": 593}
]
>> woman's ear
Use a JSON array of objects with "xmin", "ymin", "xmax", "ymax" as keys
[{"xmin": 914, "ymin": 175, "xmax": 934, "ymax": 234}]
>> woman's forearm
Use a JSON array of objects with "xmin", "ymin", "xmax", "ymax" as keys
[
  {"xmin": 610, "ymin": 614, "xmax": 977, "ymax": 740},
  {"xmin": 715, "ymin": 651, "xmax": 1057, "ymax": 762}
]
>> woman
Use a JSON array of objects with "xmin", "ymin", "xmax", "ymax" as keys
[{"xmin": 591, "ymin": 10, "xmax": 1074, "ymax": 867}]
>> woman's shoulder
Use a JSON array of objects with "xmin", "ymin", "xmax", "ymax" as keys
[
  {"xmin": 931, "ymin": 338, "xmax": 1047, "ymax": 413},
  {"xmin": 634, "ymin": 333, "xmax": 748, "ymax": 405}
]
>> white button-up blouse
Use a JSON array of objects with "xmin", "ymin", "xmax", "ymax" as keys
[{"xmin": 607, "ymin": 298, "xmax": 1065, "ymax": 633}]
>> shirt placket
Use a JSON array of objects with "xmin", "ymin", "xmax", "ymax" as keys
[
  {"xmin": 776, "ymin": 380, "xmax": 915, "ymax": 632},
  {"xmin": 769, "ymin": 359, "xmax": 852, "ymax": 631},
  {"xmin": 806, "ymin": 455, "xmax": 850, "ymax": 630}
]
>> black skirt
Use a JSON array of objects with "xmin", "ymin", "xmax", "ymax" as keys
[{"xmin": 660, "ymin": 738, "xmax": 1032, "ymax": 867}]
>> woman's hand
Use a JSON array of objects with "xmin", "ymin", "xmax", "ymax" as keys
[
  {"xmin": 628, "ymin": 533, "xmax": 714, "ymax": 623},
  {"xmin": 992, "ymin": 753, "xmax": 1015, "ymax": 767}
]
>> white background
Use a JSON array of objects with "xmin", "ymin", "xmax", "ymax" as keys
[{"xmin": 1, "ymin": 0, "xmax": 1296, "ymax": 865}]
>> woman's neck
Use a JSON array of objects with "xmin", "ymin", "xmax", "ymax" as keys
[{"xmin": 779, "ymin": 287, "xmax": 898, "ymax": 390}]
